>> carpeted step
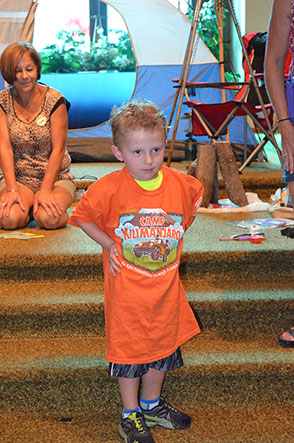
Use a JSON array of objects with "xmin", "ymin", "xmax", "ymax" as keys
[
  {"xmin": 0, "ymin": 212, "xmax": 293, "ymax": 281},
  {"xmin": 1, "ymin": 284, "xmax": 294, "ymax": 340},
  {"xmin": 1, "ymin": 406, "xmax": 294, "ymax": 443},
  {"xmin": 0, "ymin": 247, "xmax": 293, "ymax": 282},
  {"xmin": 2, "ymin": 333, "xmax": 294, "ymax": 417}
]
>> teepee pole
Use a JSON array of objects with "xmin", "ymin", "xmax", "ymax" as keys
[
  {"xmin": 167, "ymin": 6, "xmax": 199, "ymax": 131},
  {"xmin": 214, "ymin": 0, "xmax": 230, "ymax": 142},
  {"xmin": 166, "ymin": 0, "xmax": 203, "ymax": 167},
  {"xmin": 214, "ymin": 1, "xmax": 226, "ymax": 102}
]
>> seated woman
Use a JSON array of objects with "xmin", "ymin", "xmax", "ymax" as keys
[{"xmin": 0, "ymin": 41, "xmax": 75, "ymax": 230}]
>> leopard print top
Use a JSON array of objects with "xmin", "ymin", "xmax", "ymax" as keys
[{"xmin": 0, "ymin": 84, "xmax": 75, "ymax": 193}]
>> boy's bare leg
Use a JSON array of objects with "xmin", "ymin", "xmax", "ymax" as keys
[
  {"xmin": 140, "ymin": 367, "xmax": 191, "ymax": 430},
  {"xmin": 118, "ymin": 368, "xmax": 165, "ymax": 409},
  {"xmin": 118, "ymin": 376, "xmax": 141, "ymax": 410},
  {"xmin": 118, "ymin": 376, "xmax": 155, "ymax": 442},
  {"xmin": 141, "ymin": 368, "xmax": 166, "ymax": 400}
]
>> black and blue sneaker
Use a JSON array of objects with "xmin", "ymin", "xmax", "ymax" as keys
[
  {"xmin": 142, "ymin": 397, "xmax": 191, "ymax": 430},
  {"xmin": 119, "ymin": 411, "xmax": 154, "ymax": 443}
]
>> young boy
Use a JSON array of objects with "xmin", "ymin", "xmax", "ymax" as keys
[{"xmin": 69, "ymin": 99, "xmax": 203, "ymax": 443}]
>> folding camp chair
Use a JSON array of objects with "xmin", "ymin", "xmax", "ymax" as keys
[
  {"xmin": 180, "ymin": 81, "xmax": 252, "ymax": 207},
  {"xmin": 183, "ymin": 79, "xmax": 279, "ymax": 170},
  {"xmin": 181, "ymin": 31, "xmax": 288, "ymax": 171}
]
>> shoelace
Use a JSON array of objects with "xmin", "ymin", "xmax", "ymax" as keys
[
  {"xmin": 134, "ymin": 416, "xmax": 146, "ymax": 435},
  {"xmin": 164, "ymin": 401, "xmax": 178, "ymax": 413}
]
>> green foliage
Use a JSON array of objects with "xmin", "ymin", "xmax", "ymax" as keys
[
  {"xmin": 195, "ymin": 0, "xmax": 221, "ymax": 59},
  {"xmin": 188, "ymin": 1, "xmax": 240, "ymax": 81},
  {"xmin": 39, "ymin": 28, "xmax": 136, "ymax": 74}
]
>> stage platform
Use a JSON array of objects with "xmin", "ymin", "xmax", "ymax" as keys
[{"xmin": 1, "ymin": 148, "xmax": 294, "ymax": 442}]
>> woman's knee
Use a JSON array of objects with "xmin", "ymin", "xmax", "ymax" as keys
[
  {"xmin": 34, "ymin": 208, "xmax": 69, "ymax": 229},
  {"xmin": 0, "ymin": 209, "xmax": 29, "ymax": 230}
]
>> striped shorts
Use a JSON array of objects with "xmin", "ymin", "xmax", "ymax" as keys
[{"xmin": 108, "ymin": 347, "xmax": 183, "ymax": 378}]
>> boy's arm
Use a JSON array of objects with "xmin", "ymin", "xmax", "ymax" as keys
[{"xmin": 75, "ymin": 220, "xmax": 121, "ymax": 277}]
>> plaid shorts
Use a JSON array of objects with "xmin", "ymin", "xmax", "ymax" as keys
[{"xmin": 108, "ymin": 347, "xmax": 183, "ymax": 378}]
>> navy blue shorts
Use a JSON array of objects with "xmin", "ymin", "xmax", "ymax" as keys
[{"xmin": 108, "ymin": 347, "xmax": 183, "ymax": 378}]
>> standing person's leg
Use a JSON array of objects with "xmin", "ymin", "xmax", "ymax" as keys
[
  {"xmin": 140, "ymin": 368, "xmax": 191, "ymax": 430},
  {"xmin": 279, "ymin": 180, "xmax": 294, "ymax": 347},
  {"xmin": 0, "ymin": 182, "xmax": 34, "ymax": 229},
  {"xmin": 140, "ymin": 349, "xmax": 191, "ymax": 430},
  {"xmin": 141, "ymin": 367, "xmax": 166, "ymax": 401},
  {"xmin": 118, "ymin": 375, "xmax": 154, "ymax": 443},
  {"xmin": 33, "ymin": 181, "xmax": 74, "ymax": 229},
  {"xmin": 288, "ymin": 181, "xmax": 294, "ymax": 211},
  {"xmin": 118, "ymin": 376, "xmax": 141, "ymax": 411}
]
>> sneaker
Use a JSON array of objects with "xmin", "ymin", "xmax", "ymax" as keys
[
  {"xmin": 142, "ymin": 397, "xmax": 191, "ymax": 430},
  {"xmin": 119, "ymin": 411, "xmax": 154, "ymax": 443}
]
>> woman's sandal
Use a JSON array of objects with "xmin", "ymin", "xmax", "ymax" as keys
[{"xmin": 278, "ymin": 329, "xmax": 294, "ymax": 348}]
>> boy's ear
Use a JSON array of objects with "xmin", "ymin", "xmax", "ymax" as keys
[{"xmin": 111, "ymin": 145, "xmax": 124, "ymax": 162}]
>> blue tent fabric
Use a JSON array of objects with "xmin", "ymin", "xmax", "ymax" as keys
[
  {"xmin": 65, "ymin": 64, "xmax": 257, "ymax": 146},
  {"xmin": 41, "ymin": 71, "xmax": 136, "ymax": 130}
]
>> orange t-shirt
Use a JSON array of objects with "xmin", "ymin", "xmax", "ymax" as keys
[{"xmin": 69, "ymin": 165, "xmax": 203, "ymax": 364}]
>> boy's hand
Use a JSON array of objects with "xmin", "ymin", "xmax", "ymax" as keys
[
  {"xmin": 109, "ymin": 244, "xmax": 121, "ymax": 277},
  {"xmin": 74, "ymin": 221, "xmax": 121, "ymax": 277}
]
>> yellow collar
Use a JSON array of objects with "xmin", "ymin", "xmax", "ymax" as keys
[{"xmin": 134, "ymin": 169, "xmax": 163, "ymax": 190}]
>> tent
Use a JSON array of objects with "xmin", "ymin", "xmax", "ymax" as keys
[
  {"xmin": 0, "ymin": 0, "xmax": 37, "ymax": 54},
  {"xmin": 0, "ymin": 0, "xmax": 257, "ymax": 160},
  {"xmin": 64, "ymin": 0, "xmax": 257, "ymax": 159}
]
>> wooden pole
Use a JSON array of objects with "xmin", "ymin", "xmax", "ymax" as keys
[
  {"xmin": 214, "ymin": 0, "xmax": 230, "ymax": 142},
  {"xmin": 214, "ymin": 1, "xmax": 226, "ymax": 102},
  {"xmin": 166, "ymin": 0, "xmax": 203, "ymax": 167}
]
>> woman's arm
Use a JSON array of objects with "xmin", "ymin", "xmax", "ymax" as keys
[
  {"xmin": 0, "ymin": 107, "xmax": 19, "ymax": 191},
  {"xmin": 40, "ymin": 102, "xmax": 68, "ymax": 192},
  {"xmin": 265, "ymin": 0, "xmax": 294, "ymax": 173},
  {"xmin": 0, "ymin": 107, "xmax": 25, "ymax": 213},
  {"xmin": 75, "ymin": 220, "xmax": 121, "ymax": 277},
  {"xmin": 34, "ymin": 102, "xmax": 68, "ymax": 216}
]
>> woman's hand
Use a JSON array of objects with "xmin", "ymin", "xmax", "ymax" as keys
[
  {"xmin": 108, "ymin": 243, "xmax": 121, "ymax": 277},
  {"xmin": 0, "ymin": 190, "xmax": 25, "ymax": 218},
  {"xmin": 33, "ymin": 189, "xmax": 63, "ymax": 218}
]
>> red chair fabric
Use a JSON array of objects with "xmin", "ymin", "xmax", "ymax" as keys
[{"xmin": 185, "ymin": 98, "xmax": 274, "ymax": 139}]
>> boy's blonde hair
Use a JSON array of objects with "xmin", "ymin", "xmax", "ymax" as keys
[
  {"xmin": 110, "ymin": 98, "xmax": 167, "ymax": 146},
  {"xmin": 0, "ymin": 42, "xmax": 42, "ymax": 85}
]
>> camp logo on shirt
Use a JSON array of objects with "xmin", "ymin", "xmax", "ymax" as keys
[{"xmin": 115, "ymin": 208, "xmax": 184, "ymax": 273}]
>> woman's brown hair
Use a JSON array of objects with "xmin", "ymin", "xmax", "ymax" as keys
[{"xmin": 0, "ymin": 42, "xmax": 41, "ymax": 85}]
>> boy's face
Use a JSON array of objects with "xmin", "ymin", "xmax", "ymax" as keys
[{"xmin": 112, "ymin": 128, "xmax": 166, "ymax": 181}]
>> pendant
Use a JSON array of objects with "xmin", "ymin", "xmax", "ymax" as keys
[{"xmin": 36, "ymin": 114, "xmax": 47, "ymax": 126}]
